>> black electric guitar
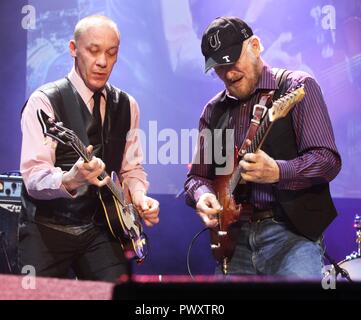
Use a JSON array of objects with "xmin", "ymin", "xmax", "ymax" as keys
[{"xmin": 37, "ymin": 109, "xmax": 147, "ymax": 262}]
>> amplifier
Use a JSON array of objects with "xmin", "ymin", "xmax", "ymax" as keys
[
  {"xmin": 0, "ymin": 175, "xmax": 22, "ymax": 202},
  {"xmin": 0, "ymin": 200, "xmax": 20, "ymax": 274},
  {"xmin": 0, "ymin": 175, "xmax": 22, "ymax": 274}
]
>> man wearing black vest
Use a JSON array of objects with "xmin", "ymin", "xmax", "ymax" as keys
[
  {"xmin": 184, "ymin": 16, "xmax": 341, "ymax": 278},
  {"xmin": 20, "ymin": 16, "xmax": 159, "ymax": 282}
]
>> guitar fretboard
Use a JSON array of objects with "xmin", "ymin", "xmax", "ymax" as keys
[
  {"xmin": 226, "ymin": 86, "xmax": 304, "ymax": 193},
  {"xmin": 71, "ymin": 134, "xmax": 126, "ymax": 206},
  {"xmin": 228, "ymin": 115, "xmax": 272, "ymax": 193}
]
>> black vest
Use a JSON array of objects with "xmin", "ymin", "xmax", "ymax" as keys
[
  {"xmin": 21, "ymin": 78, "xmax": 131, "ymax": 226},
  {"xmin": 209, "ymin": 71, "xmax": 338, "ymax": 241}
]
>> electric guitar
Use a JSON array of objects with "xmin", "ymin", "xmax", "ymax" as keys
[
  {"xmin": 211, "ymin": 85, "xmax": 306, "ymax": 274},
  {"xmin": 37, "ymin": 109, "xmax": 147, "ymax": 263}
]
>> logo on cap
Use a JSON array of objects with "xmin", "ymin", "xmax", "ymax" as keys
[
  {"xmin": 241, "ymin": 28, "xmax": 250, "ymax": 38},
  {"xmin": 208, "ymin": 30, "xmax": 221, "ymax": 51},
  {"xmin": 222, "ymin": 55, "xmax": 230, "ymax": 62}
]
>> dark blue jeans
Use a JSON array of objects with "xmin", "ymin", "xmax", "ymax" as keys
[{"xmin": 216, "ymin": 218, "xmax": 324, "ymax": 279}]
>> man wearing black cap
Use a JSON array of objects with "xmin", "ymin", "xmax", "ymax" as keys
[{"xmin": 184, "ymin": 17, "xmax": 341, "ymax": 278}]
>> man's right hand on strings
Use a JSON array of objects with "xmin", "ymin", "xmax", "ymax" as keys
[{"xmin": 196, "ymin": 192, "xmax": 222, "ymax": 228}]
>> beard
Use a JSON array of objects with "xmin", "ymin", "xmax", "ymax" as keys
[{"xmin": 228, "ymin": 57, "xmax": 262, "ymax": 101}]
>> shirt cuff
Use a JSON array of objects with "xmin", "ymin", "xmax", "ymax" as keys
[
  {"xmin": 59, "ymin": 175, "xmax": 82, "ymax": 199},
  {"xmin": 194, "ymin": 185, "xmax": 216, "ymax": 203},
  {"xmin": 276, "ymin": 160, "xmax": 297, "ymax": 182},
  {"xmin": 127, "ymin": 180, "xmax": 148, "ymax": 196}
]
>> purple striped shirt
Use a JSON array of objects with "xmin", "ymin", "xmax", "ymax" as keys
[{"xmin": 184, "ymin": 65, "xmax": 341, "ymax": 209}]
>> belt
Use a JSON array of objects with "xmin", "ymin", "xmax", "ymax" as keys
[
  {"xmin": 241, "ymin": 208, "xmax": 281, "ymax": 223},
  {"xmin": 251, "ymin": 209, "xmax": 275, "ymax": 222}
]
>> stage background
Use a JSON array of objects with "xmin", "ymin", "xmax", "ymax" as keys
[{"xmin": 0, "ymin": 0, "xmax": 360, "ymax": 275}]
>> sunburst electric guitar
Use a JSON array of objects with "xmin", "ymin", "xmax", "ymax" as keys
[{"xmin": 37, "ymin": 109, "xmax": 147, "ymax": 262}]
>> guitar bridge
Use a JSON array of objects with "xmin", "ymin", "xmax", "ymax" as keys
[{"xmin": 218, "ymin": 231, "xmax": 227, "ymax": 236}]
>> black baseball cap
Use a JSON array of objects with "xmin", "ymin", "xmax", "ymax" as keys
[{"xmin": 201, "ymin": 16, "xmax": 253, "ymax": 72}]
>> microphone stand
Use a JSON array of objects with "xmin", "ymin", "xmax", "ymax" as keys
[{"xmin": 324, "ymin": 251, "xmax": 353, "ymax": 283}]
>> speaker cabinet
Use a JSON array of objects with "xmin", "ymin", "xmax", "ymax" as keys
[{"xmin": 0, "ymin": 201, "xmax": 20, "ymax": 274}]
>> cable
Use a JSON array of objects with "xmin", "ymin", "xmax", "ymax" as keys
[
  {"xmin": 186, "ymin": 227, "xmax": 210, "ymax": 279},
  {"xmin": 0, "ymin": 231, "xmax": 13, "ymax": 273}
]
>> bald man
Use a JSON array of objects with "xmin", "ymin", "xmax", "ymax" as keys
[{"xmin": 20, "ymin": 16, "xmax": 159, "ymax": 281}]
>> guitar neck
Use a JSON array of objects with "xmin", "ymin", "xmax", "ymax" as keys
[
  {"xmin": 227, "ymin": 85, "xmax": 305, "ymax": 193},
  {"xmin": 71, "ymin": 136, "xmax": 126, "ymax": 206},
  {"xmin": 247, "ymin": 115, "xmax": 273, "ymax": 154},
  {"xmin": 228, "ymin": 115, "xmax": 273, "ymax": 193}
]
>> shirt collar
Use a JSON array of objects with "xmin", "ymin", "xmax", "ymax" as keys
[
  {"xmin": 257, "ymin": 64, "xmax": 278, "ymax": 91},
  {"xmin": 67, "ymin": 67, "xmax": 107, "ymax": 105}
]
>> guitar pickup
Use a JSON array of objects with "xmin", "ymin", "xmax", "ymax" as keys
[{"xmin": 218, "ymin": 231, "xmax": 227, "ymax": 236}]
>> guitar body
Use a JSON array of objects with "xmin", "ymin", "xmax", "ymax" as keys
[
  {"xmin": 211, "ymin": 157, "xmax": 252, "ymax": 273},
  {"xmin": 211, "ymin": 174, "xmax": 241, "ymax": 265},
  {"xmin": 98, "ymin": 172, "xmax": 147, "ymax": 261}
]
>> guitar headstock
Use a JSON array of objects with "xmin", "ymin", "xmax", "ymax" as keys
[
  {"xmin": 268, "ymin": 85, "xmax": 305, "ymax": 122},
  {"xmin": 37, "ymin": 109, "xmax": 77, "ymax": 146}
]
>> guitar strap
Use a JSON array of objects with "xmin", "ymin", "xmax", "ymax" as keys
[
  {"xmin": 239, "ymin": 68, "xmax": 291, "ymax": 152},
  {"xmin": 272, "ymin": 68, "xmax": 292, "ymax": 101},
  {"xmin": 238, "ymin": 91, "xmax": 273, "ymax": 155},
  {"xmin": 234, "ymin": 70, "xmax": 289, "ymax": 202},
  {"xmin": 234, "ymin": 91, "xmax": 274, "ymax": 203}
]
